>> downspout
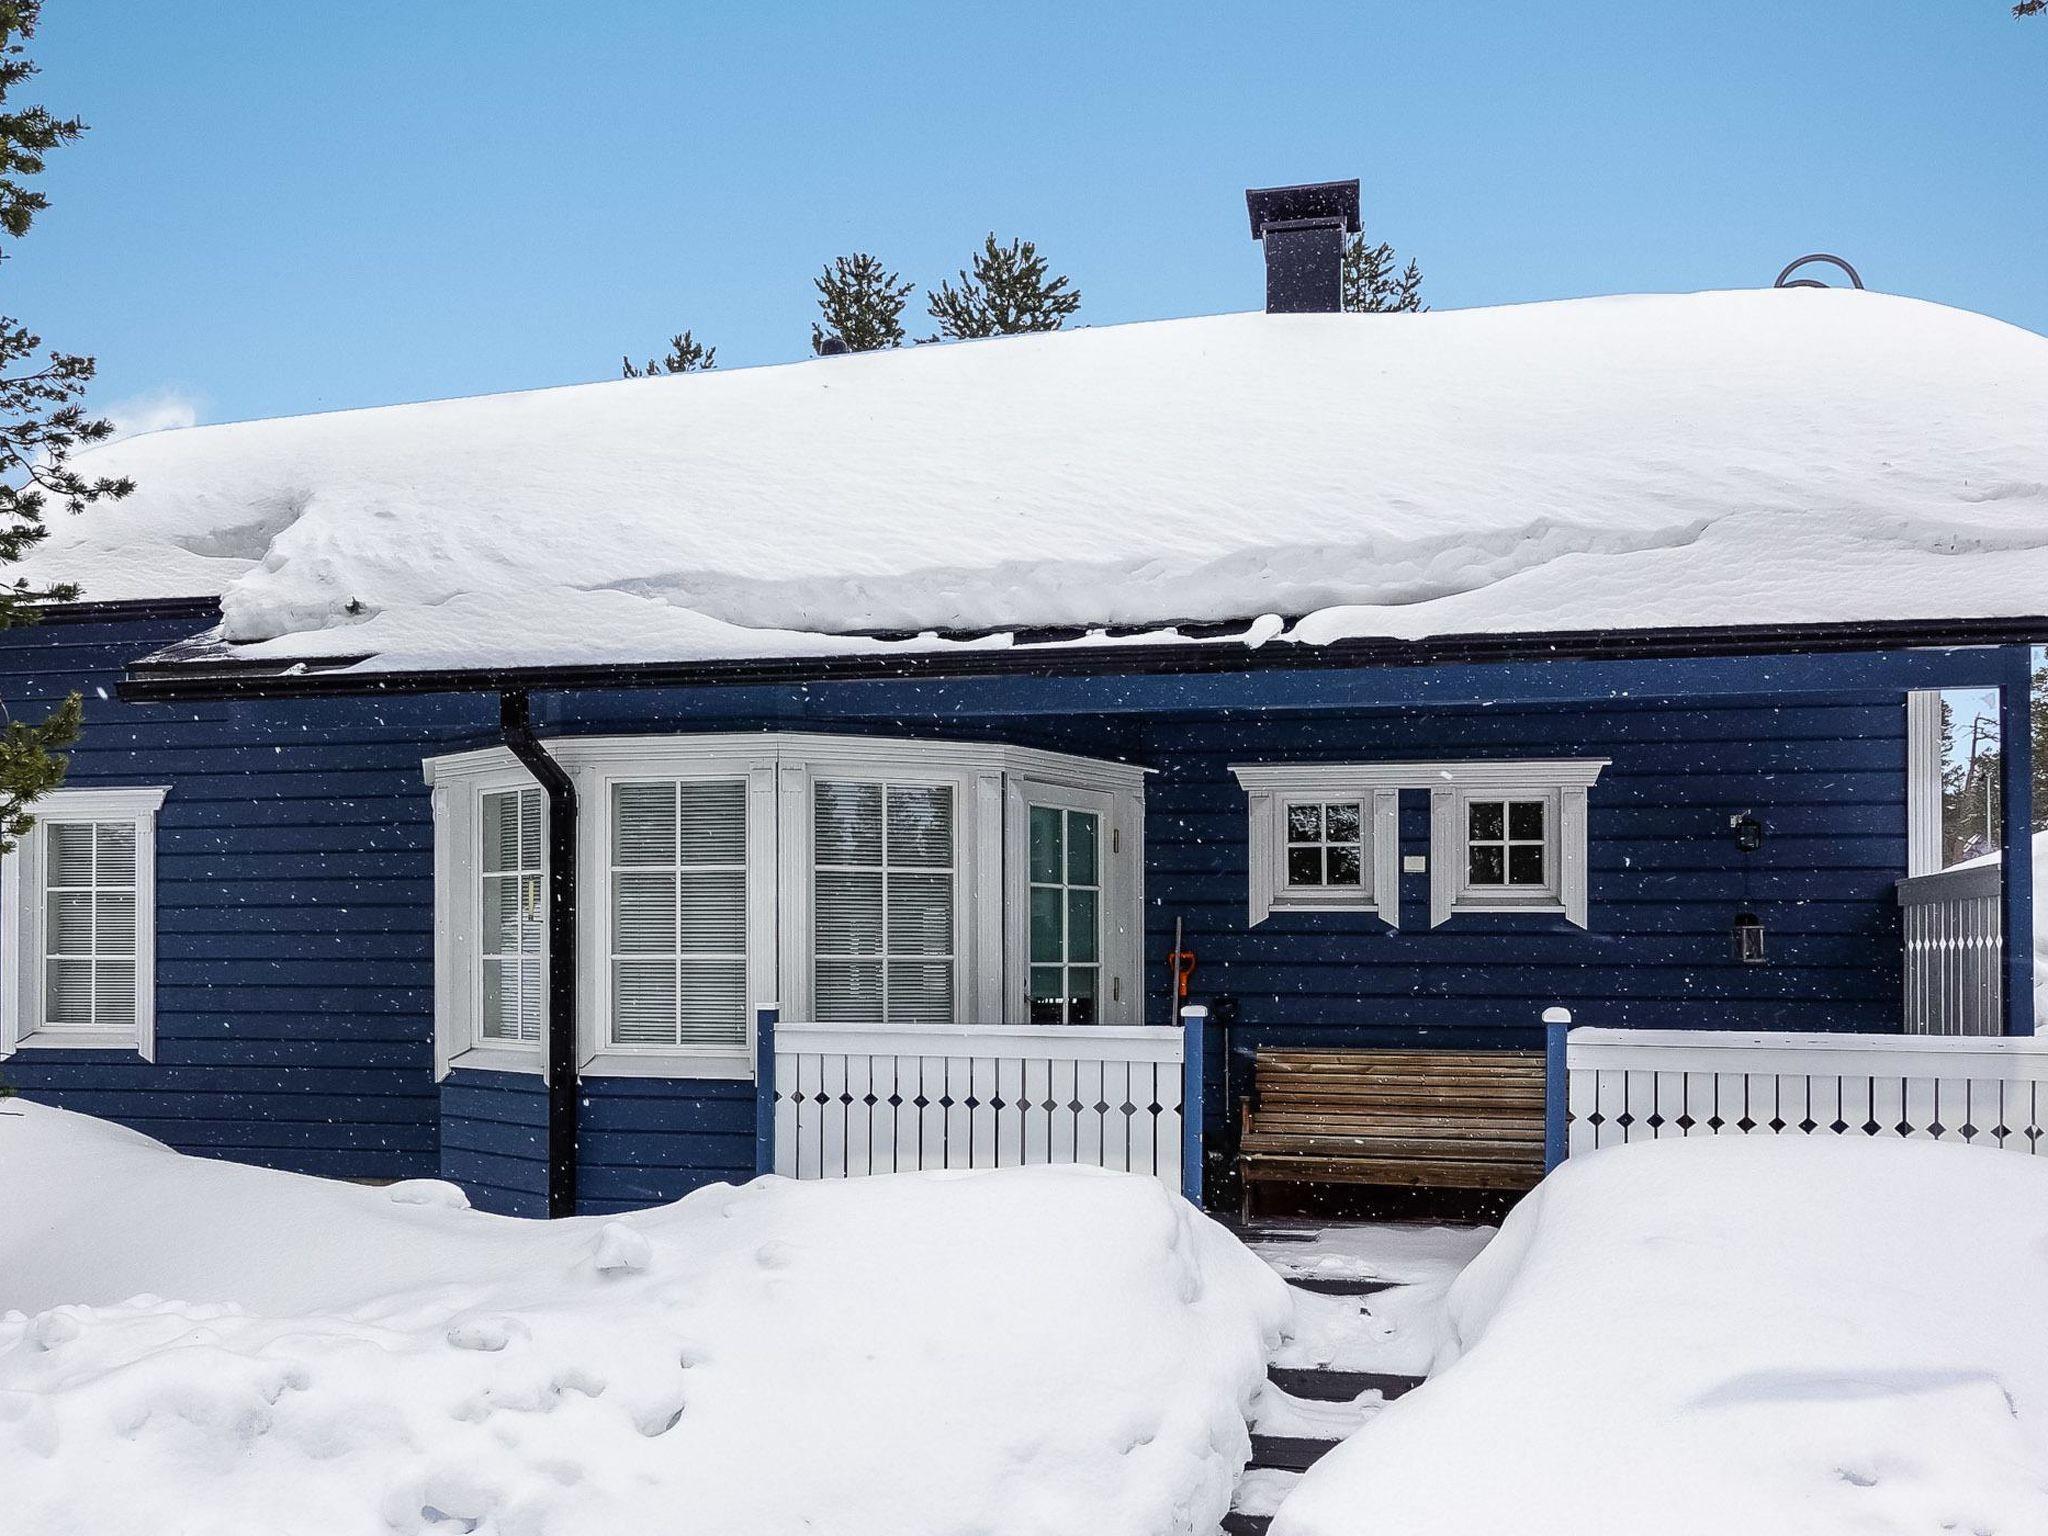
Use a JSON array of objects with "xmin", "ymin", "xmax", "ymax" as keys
[{"xmin": 499, "ymin": 691, "xmax": 581, "ymax": 1216}]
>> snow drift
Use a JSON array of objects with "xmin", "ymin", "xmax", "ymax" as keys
[
  {"xmin": 1273, "ymin": 1136, "xmax": 2048, "ymax": 1536},
  {"xmin": 0, "ymin": 1104, "xmax": 1288, "ymax": 1536},
  {"xmin": 25, "ymin": 289, "xmax": 2048, "ymax": 673}
]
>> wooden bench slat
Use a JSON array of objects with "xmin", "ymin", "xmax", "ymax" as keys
[{"xmin": 1237, "ymin": 1046, "xmax": 1548, "ymax": 1212}]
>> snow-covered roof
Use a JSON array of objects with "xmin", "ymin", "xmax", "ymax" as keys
[{"xmin": 30, "ymin": 288, "xmax": 2048, "ymax": 676}]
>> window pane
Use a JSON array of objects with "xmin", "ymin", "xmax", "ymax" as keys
[
  {"xmin": 94, "ymin": 823, "xmax": 137, "ymax": 885},
  {"xmin": 814, "ymin": 782, "xmax": 883, "ymax": 864},
  {"xmin": 94, "ymin": 892, "xmax": 137, "ymax": 956},
  {"xmin": 517, "ymin": 878, "xmax": 545, "ymax": 952},
  {"xmin": 482, "ymin": 874, "xmax": 525, "ymax": 958},
  {"xmin": 481, "ymin": 958, "xmax": 513, "ymax": 1040},
  {"xmin": 1029, "ymin": 806, "xmax": 1062, "ymax": 884},
  {"xmin": 1324, "ymin": 802, "xmax": 1362, "ymax": 843},
  {"xmin": 815, "ymin": 870, "xmax": 884, "ymax": 956},
  {"xmin": 1469, "ymin": 801, "xmax": 1505, "ymax": 841},
  {"xmin": 44, "ymin": 959, "xmax": 93, "ymax": 1024},
  {"xmin": 45, "ymin": 890, "xmax": 94, "ymax": 955},
  {"xmin": 887, "ymin": 960, "xmax": 954, "ymax": 1023},
  {"xmin": 1030, "ymin": 886, "xmax": 1062, "ymax": 964},
  {"xmin": 612, "ymin": 871, "xmax": 677, "ymax": 953},
  {"xmin": 1508, "ymin": 800, "xmax": 1545, "ymax": 841},
  {"xmin": 1508, "ymin": 844, "xmax": 1547, "ymax": 886},
  {"xmin": 887, "ymin": 871, "xmax": 953, "ymax": 955},
  {"xmin": 1287, "ymin": 846, "xmax": 1323, "ymax": 886},
  {"xmin": 613, "ymin": 783, "xmax": 677, "ymax": 865},
  {"xmin": 1066, "ymin": 812, "xmax": 1098, "ymax": 886},
  {"xmin": 515, "ymin": 956, "xmax": 543, "ymax": 1041},
  {"xmin": 612, "ymin": 958, "xmax": 679, "ymax": 1044},
  {"xmin": 1286, "ymin": 803, "xmax": 1321, "ymax": 843},
  {"xmin": 679, "ymin": 781, "xmax": 746, "ymax": 864},
  {"xmin": 1469, "ymin": 844, "xmax": 1506, "ymax": 885},
  {"xmin": 1067, "ymin": 889, "xmax": 1098, "ymax": 963},
  {"xmin": 886, "ymin": 785, "xmax": 953, "ymax": 867},
  {"xmin": 94, "ymin": 960, "xmax": 136, "ymax": 1028},
  {"xmin": 678, "ymin": 870, "xmax": 747, "ymax": 953},
  {"xmin": 482, "ymin": 790, "xmax": 529, "ymax": 874},
  {"xmin": 815, "ymin": 960, "xmax": 883, "ymax": 1022},
  {"xmin": 1327, "ymin": 845, "xmax": 1363, "ymax": 886},
  {"xmin": 1068, "ymin": 966, "xmax": 1099, "ymax": 1025},
  {"xmin": 677, "ymin": 959, "xmax": 746, "ymax": 1046},
  {"xmin": 1029, "ymin": 966, "xmax": 1064, "ymax": 1024},
  {"xmin": 46, "ymin": 824, "xmax": 94, "ymax": 887}
]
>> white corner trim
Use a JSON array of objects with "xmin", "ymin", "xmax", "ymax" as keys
[
  {"xmin": 1, "ymin": 785, "xmax": 170, "ymax": 1061},
  {"xmin": 1905, "ymin": 690, "xmax": 1944, "ymax": 878}
]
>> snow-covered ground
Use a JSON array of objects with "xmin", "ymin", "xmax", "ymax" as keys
[
  {"xmin": 0, "ymin": 1103, "xmax": 1289, "ymax": 1536},
  {"xmin": 1274, "ymin": 1137, "xmax": 2048, "ymax": 1536},
  {"xmin": 23, "ymin": 289, "xmax": 2048, "ymax": 674}
]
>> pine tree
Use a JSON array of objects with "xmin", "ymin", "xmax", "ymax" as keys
[
  {"xmin": 1342, "ymin": 232, "xmax": 1427, "ymax": 313},
  {"xmin": 621, "ymin": 329, "xmax": 716, "ymax": 379},
  {"xmin": 811, "ymin": 253, "xmax": 913, "ymax": 354},
  {"xmin": 2018, "ymin": 1, "xmax": 2044, "ymax": 17},
  {"xmin": 0, "ymin": 1, "xmax": 127, "ymax": 855},
  {"xmin": 926, "ymin": 234, "xmax": 1080, "ymax": 340}
]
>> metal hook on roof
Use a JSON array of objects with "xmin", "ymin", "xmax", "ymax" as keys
[{"xmin": 1774, "ymin": 253, "xmax": 1864, "ymax": 290}]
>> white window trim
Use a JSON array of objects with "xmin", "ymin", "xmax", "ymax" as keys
[
  {"xmin": 1003, "ymin": 776, "xmax": 1146, "ymax": 1025},
  {"xmin": 1230, "ymin": 764, "xmax": 1402, "ymax": 925},
  {"xmin": 426, "ymin": 760, "xmax": 550, "ymax": 1080},
  {"xmin": 1231, "ymin": 759, "xmax": 1607, "ymax": 929},
  {"xmin": 425, "ymin": 733, "xmax": 1148, "ymax": 1081},
  {"xmin": 1424, "ymin": 760, "xmax": 1605, "ymax": 928},
  {"xmin": 1, "ymin": 785, "xmax": 168, "ymax": 1060}
]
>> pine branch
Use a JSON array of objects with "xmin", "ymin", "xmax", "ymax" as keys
[
  {"xmin": 811, "ymin": 253, "xmax": 913, "ymax": 353},
  {"xmin": 1342, "ymin": 232, "xmax": 1428, "ymax": 313},
  {"xmin": 927, "ymin": 234, "xmax": 1080, "ymax": 339}
]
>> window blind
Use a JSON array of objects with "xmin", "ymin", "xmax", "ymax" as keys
[
  {"xmin": 479, "ymin": 787, "xmax": 544, "ymax": 1043},
  {"xmin": 610, "ymin": 780, "xmax": 747, "ymax": 1049},
  {"xmin": 41, "ymin": 821, "xmax": 138, "ymax": 1029},
  {"xmin": 813, "ymin": 781, "xmax": 955, "ymax": 1023}
]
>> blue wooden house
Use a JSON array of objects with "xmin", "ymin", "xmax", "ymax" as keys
[{"xmin": 3, "ymin": 183, "xmax": 2042, "ymax": 1216}]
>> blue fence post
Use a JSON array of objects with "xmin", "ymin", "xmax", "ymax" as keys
[
  {"xmin": 754, "ymin": 1006, "xmax": 779, "ymax": 1177},
  {"xmin": 1180, "ymin": 1004, "xmax": 1208, "ymax": 1207},
  {"xmin": 1542, "ymin": 1006, "xmax": 1572, "ymax": 1172}
]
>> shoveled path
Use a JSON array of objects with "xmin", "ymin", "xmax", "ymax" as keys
[{"xmin": 1220, "ymin": 1225, "xmax": 1437, "ymax": 1536}]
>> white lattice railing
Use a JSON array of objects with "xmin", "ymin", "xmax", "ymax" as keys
[
  {"xmin": 1556, "ymin": 1026, "xmax": 2048, "ymax": 1160},
  {"xmin": 757, "ymin": 1018, "xmax": 1190, "ymax": 1188},
  {"xmin": 1897, "ymin": 860, "xmax": 2002, "ymax": 1036}
]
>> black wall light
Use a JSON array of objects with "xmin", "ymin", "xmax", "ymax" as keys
[{"xmin": 1730, "ymin": 811, "xmax": 1767, "ymax": 963}]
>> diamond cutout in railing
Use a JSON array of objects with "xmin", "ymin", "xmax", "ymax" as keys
[
  {"xmin": 1769, "ymin": 1118, "xmax": 1786, "ymax": 1132},
  {"xmin": 1736, "ymin": 1117, "xmax": 1756, "ymax": 1133},
  {"xmin": 911, "ymin": 1094, "xmax": 929, "ymax": 1111},
  {"xmin": 1959, "ymin": 1122, "xmax": 1978, "ymax": 1140},
  {"xmin": 1706, "ymin": 1115, "xmax": 1725, "ymax": 1131},
  {"xmin": 862, "ymin": 1092, "xmax": 878, "ymax": 1108},
  {"xmin": 1646, "ymin": 1113, "xmax": 1666, "ymax": 1130},
  {"xmin": 1861, "ymin": 1120, "xmax": 1881, "ymax": 1136},
  {"xmin": 1093, "ymin": 1100, "xmax": 1111, "ymax": 1116},
  {"xmin": 1798, "ymin": 1118, "xmax": 1817, "ymax": 1134},
  {"xmin": 1926, "ymin": 1121, "xmax": 1945, "ymax": 1139},
  {"xmin": 1615, "ymin": 1112, "xmax": 1636, "ymax": 1130},
  {"xmin": 1120, "ymin": 1102, "xmax": 1138, "ymax": 1118},
  {"xmin": 1893, "ymin": 1120, "xmax": 1912, "ymax": 1137},
  {"xmin": 938, "ymin": 1095, "xmax": 955, "ymax": 1111},
  {"xmin": 1675, "ymin": 1114, "xmax": 1696, "ymax": 1132},
  {"xmin": 1830, "ymin": 1119, "xmax": 1849, "ymax": 1134}
]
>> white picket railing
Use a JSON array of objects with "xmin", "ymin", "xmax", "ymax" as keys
[
  {"xmin": 1896, "ymin": 860, "xmax": 2002, "ymax": 1036},
  {"xmin": 1558, "ymin": 1027, "xmax": 2048, "ymax": 1159},
  {"xmin": 762, "ymin": 1019, "xmax": 1188, "ymax": 1187}
]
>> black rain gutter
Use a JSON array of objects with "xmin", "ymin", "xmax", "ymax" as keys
[
  {"xmin": 115, "ymin": 613, "xmax": 2048, "ymax": 702},
  {"xmin": 498, "ymin": 690, "xmax": 580, "ymax": 1219}
]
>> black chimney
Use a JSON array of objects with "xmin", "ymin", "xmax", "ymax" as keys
[{"xmin": 1245, "ymin": 179, "xmax": 1361, "ymax": 314}]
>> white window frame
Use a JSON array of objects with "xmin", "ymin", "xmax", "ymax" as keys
[
  {"xmin": 1425, "ymin": 760, "xmax": 1606, "ymax": 928},
  {"xmin": 1, "ymin": 785, "xmax": 168, "ymax": 1060},
  {"xmin": 426, "ymin": 758, "xmax": 550, "ymax": 1079},
  {"xmin": 424, "ymin": 734, "xmax": 1148, "ymax": 1081},
  {"xmin": 1230, "ymin": 764, "xmax": 1401, "ymax": 925},
  {"xmin": 1004, "ymin": 773, "xmax": 1145, "ymax": 1025}
]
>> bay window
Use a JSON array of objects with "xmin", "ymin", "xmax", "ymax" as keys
[{"xmin": 425, "ymin": 734, "xmax": 1145, "ymax": 1082}]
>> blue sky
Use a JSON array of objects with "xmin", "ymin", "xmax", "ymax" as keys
[{"xmin": 14, "ymin": 2, "xmax": 2047, "ymax": 429}]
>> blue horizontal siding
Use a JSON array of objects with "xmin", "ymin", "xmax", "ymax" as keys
[
  {"xmin": 2, "ymin": 616, "xmax": 1928, "ymax": 1214},
  {"xmin": 0, "ymin": 611, "xmax": 490, "ymax": 1183}
]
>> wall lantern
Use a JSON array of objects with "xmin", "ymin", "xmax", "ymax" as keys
[{"xmin": 1733, "ymin": 912, "xmax": 1767, "ymax": 965}]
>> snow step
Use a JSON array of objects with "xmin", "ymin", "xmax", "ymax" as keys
[
  {"xmin": 1265, "ymin": 1365, "xmax": 1423, "ymax": 1401},
  {"xmin": 1280, "ymin": 1273, "xmax": 1399, "ymax": 1296},
  {"xmin": 1247, "ymin": 1433, "xmax": 1343, "ymax": 1472},
  {"xmin": 1221, "ymin": 1513, "xmax": 1272, "ymax": 1536}
]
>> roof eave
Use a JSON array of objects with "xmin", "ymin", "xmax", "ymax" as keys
[{"xmin": 113, "ymin": 614, "xmax": 2048, "ymax": 704}]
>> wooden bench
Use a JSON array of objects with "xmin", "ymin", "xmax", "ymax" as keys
[{"xmin": 1236, "ymin": 1048, "xmax": 1546, "ymax": 1217}]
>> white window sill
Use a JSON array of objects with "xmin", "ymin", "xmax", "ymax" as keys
[
  {"xmin": 1444, "ymin": 897, "xmax": 1569, "ymax": 918},
  {"xmin": 1267, "ymin": 892, "xmax": 1387, "ymax": 919},
  {"xmin": 3, "ymin": 1026, "xmax": 149, "ymax": 1057},
  {"xmin": 447, "ymin": 1044, "xmax": 546, "ymax": 1077},
  {"xmin": 582, "ymin": 1049, "xmax": 755, "ymax": 1081}
]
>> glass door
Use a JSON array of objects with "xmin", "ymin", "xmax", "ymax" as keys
[{"xmin": 1025, "ymin": 795, "xmax": 1107, "ymax": 1024}]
